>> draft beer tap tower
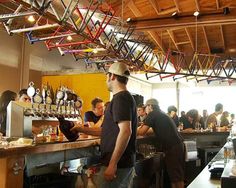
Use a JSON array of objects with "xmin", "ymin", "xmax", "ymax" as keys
[{"xmin": 6, "ymin": 82, "xmax": 82, "ymax": 137}]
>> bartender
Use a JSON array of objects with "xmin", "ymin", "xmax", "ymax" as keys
[
  {"xmin": 137, "ymin": 98, "xmax": 185, "ymax": 188},
  {"xmin": 137, "ymin": 104, "xmax": 146, "ymax": 126},
  {"xmin": 84, "ymin": 97, "xmax": 104, "ymax": 127}
]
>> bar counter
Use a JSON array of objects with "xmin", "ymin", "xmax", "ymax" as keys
[
  {"xmin": 0, "ymin": 135, "xmax": 100, "ymax": 188},
  {"xmin": 181, "ymin": 130, "xmax": 229, "ymax": 148},
  {"xmin": 0, "ymin": 135, "xmax": 100, "ymax": 158},
  {"xmin": 0, "ymin": 131, "xmax": 230, "ymax": 188},
  {"xmin": 187, "ymin": 147, "xmax": 223, "ymax": 188},
  {"xmin": 187, "ymin": 164, "xmax": 221, "ymax": 188}
]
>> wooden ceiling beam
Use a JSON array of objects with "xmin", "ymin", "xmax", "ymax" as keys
[
  {"xmin": 148, "ymin": 31, "xmax": 165, "ymax": 52},
  {"xmin": 173, "ymin": 0, "xmax": 180, "ymax": 12},
  {"xmin": 167, "ymin": 30, "xmax": 180, "ymax": 51},
  {"xmin": 128, "ymin": 9, "xmax": 236, "ymax": 31},
  {"xmin": 216, "ymin": 0, "xmax": 220, "ymax": 9},
  {"xmin": 148, "ymin": 0, "xmax": 159, "ymax": 14},
  {"xmin": 194, "ymin": 0, "xmax": 200, "ymax": 11},
  {"xmin": 127, "ymin": 0, "xmax": 165, "ymax": 51},
  {"xmin": 157, "ymin": 7, "xmax": 178, "ymax": 15},
  {"xmin": 148, "ymin": 0, "xmax": 177, "ymax": 16},
  {"xmin": 220, "ymin": 25, "xmax": 225, "ymax": 50},
  {"xmin": 202, "ymin": 26, "xmax": 211, "ymax": 53},
  {"xmin": 176, "ymin": 41, "xmax": 191, "ymax": 45},
  {"xmin": 185, "ymin": 28, "xmax": 195, "ymax": 50},
  {"xmin": 127, "ymin": 0, "xmax": 142, "ymax": 16},
  {"xmin": 114, "ymin": 0, "xmax": 131, "ymax": 18}
]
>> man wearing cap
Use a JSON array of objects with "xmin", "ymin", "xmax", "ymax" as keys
[
  {"xmin": 71, "ymin": 62, "xmax": 137, "ymax": 187},
  {"xmin": 137, "ymin": 98, "xmax": 185, "ymax": 188}
]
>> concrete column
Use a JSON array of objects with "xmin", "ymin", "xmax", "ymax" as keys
[{"xmin": 19, "ymin": 35, "xmax": 30, "ymax": 89}]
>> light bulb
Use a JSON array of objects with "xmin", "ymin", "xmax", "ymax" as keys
[
  {"xmin": 28, "ymin": 15, "xmax": 35, "ymax": 22},
  {"xmin": 93, "ymin": 49, "xmax": 98, "ymax": 54},
  {"xmin": 193, "ymin": 11, "xmax": 200, "ymax": 17},
  {"xmin": 67, "ymin": 35, "xmax": 73, "ymax": 41}
]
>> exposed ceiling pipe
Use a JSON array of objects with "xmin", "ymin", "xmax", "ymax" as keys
[
  {"xmin": 6, "ymin": 4, "xmax": 23, "ymax": 26},
  {"xmin": 62, "ymin": 48, "xmax": 106, "ymax": 54},
  {"xmin": 27, "ymin": 31, "xmax": 77, "ymax": 43},
  {"xmin": 9, "ymin": 23, "xmax": 59, "ymax": 34},
  {"xmin": 0, "ymin": 11, "xmax": 37, "ymax": 21}
]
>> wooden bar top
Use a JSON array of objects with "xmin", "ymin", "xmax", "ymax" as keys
[
  {"xmin": 180, "ymin": 130, "xmax": 229, "ymax": 135},
  {"xmin": 0, "ymin": 135, "xmax": 100, "ymax": 158},
  {"xmin": 0, "ymin": 131, "xmax": 229, "ymax": 159}
]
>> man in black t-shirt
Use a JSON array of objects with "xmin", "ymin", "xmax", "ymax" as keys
[
  {"xmin": 167, "ymin": 105, "xmax": 179, "ymax": 127},
  {"xmin": 137, "ymin": 98, "xmax": 185, "ymax": 188},
  {"xmin": 71, "ymin": 62, "xmax": 137, "ymax": 187},
  {"xmin": 84, "ymin": 97, "xmax": 104, "ymax": 127}
]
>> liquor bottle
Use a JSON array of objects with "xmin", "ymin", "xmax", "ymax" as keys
[{"xmin": 57, "ymin": 117, "xmax": 79, "ymax": 141}]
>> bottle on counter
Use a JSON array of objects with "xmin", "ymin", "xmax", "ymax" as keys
[
  {"xmin": 224, "ymin": 146, "xmax": 229, "ymax": 163},
  {"xmin": 57, "ymin": 126, "xmax": 64, "ymax": 142}
]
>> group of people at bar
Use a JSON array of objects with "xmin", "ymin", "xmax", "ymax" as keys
[
  {"xmin": 136, "ymin": 102, "xmax": 234, "ymax": 133},
  {"xmin": 0, "ymin": 62, "xmax": 189, "ymax": 188}
]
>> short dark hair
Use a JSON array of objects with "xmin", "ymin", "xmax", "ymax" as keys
[
  {"xmin": 137, "ymin": 104, "xmax": 145, "ymax": 111},
  {"xmin": 186, "ymin": 109, "xmax": 199, "ymax": 121},
  {"xmin": 91, "ymin": 97, "xmax": 103, "ymax": 109},
  {"xmin": 215, "ymin": 103, "xmax": 223, "ymax": 112},
  {"xmin": 137, "ymin": 104, "xmax": 144, "ymax": 108},
  {"xmin": 18, "ymin": 89, "xmax": 27, "ymax": 97},
  {"xmin": 168, "ymin": 105, "xmax": 177, "ymax": 113}
]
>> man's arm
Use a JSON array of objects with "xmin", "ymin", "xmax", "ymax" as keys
[
  {"xmin": 137, "ymin": 124, "xmax": 151, "ymax": 136},
  {"xmin": 104, "ymin": 120, "xmax": 131, "ymax": 181},
  {"xmin": 71, "ymin": 123, "xmax": 101, "ymax": 136},
  {"xmin": 86, "ymin": 115, "xmax": 104, "ymax": 128}
]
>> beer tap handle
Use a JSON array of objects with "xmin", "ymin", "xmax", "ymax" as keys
[
  {"xmin": 69, "ymin": 102, "xmax": 71, "ymax": 117},
  {"xmin": 27, "ymin": 81, "xmax": 36, "ymax": 115},
  {"xmin": 42, "ymin": 88, "xmax": 46, "ymax": 104},
  {"xmin": 56, "ymin": 89, "xmax": 65, "ymax": 117},
  {"xmin": 49, "ymin": 104, "xmax": 52, "ymax": 114},
  {"xmin": 56, "ymin": 99, "xmax": 60, "ymax": 111},
  {"xmin": 64, "ymin": 100, "xmax": 67, "ymax": 116}
]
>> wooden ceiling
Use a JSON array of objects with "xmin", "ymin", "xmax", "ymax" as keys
[
  {"xmin": 108, "ymin": 0, "xmax": 236, "ymax": 58},
  {"xmin": 1, "ymin": 0, "xmax": 236, "ymax": 82}
]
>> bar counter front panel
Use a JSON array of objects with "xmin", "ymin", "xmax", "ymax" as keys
[
  {"xmin": 0, "ymin": 136, "xmax": 100, "ymax": 188},
  {"xmin": 0, "ymin": 131, "xmax": 229, "ymax": 188}
]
